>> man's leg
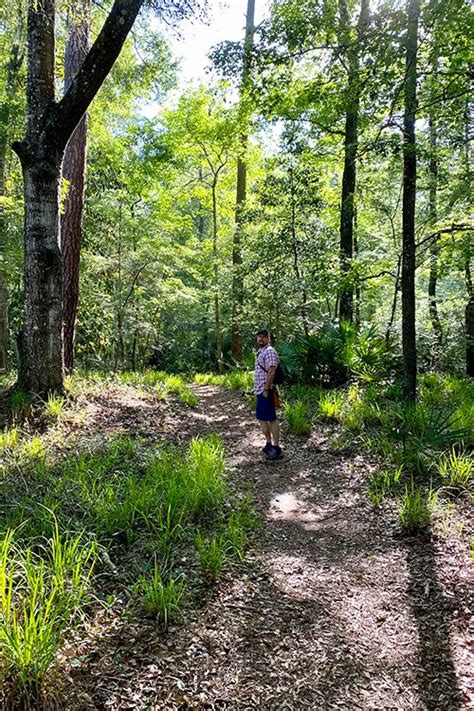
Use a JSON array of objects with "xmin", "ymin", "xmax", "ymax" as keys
[
  {"xmin": 270, "ymin": 419, "xmax": 280, "ymax": 446},
  {"xmin": 260, "ymin": 420, "xmax": 272, "ymax": 444}
]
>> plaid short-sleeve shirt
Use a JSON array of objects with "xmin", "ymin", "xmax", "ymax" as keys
[{"xmin": 254, "ymin": 345, "xmax": 279, "ymax": 394}]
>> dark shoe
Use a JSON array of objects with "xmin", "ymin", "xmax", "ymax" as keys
[
  {"xmin": 262, "ymin": 442, "xmax": 273, "ymax": 453},
  {"xmin": 266, "ymin": 446, "xmax": 283, "ymax": 461}
]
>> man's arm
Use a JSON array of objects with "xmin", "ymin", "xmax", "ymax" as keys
[{"xmin": 264, "ymin": 365, "xmax": 276, "ymax": 396}]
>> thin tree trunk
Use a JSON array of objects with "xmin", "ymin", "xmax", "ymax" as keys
[
  {"xmin": 354, "ymin": 208, "xmax": 361, "ymax": 328},
  {"xmin": 385, "ymin": 256, "xmax": 401, "ymax": 343},
  {"xmin": 197, "ymin": 195, "xmax": 210, "ymax": 360},
  {"xmin": 465, "ymin": 251, "xmax": 474, "ymax": 377},
  {"xmin": 0, "ymin": 9, "xmax": 24, "ymax": 374},
  {"xmin": 338, "ymin": 0, "xmax": 369, "ymax": 324},
  {"xmin": 212, "ymin": 180, "xmax": 223, "ymax": 374},
  {"xmin": 428, "ymin": 112, "xmax": 443, "ymax": 355},
  {"xmin": 290, "ymin": 169, "xmax": 309, "ymax": 338},
  {"xmin": 231, "ymin": 0, "xmax": 256, "ymax": 362},
  {"xmin": 62, "ymin": 0, "xmax": 90, "ymax": 374},
  {"xmin": 401, "ymin": 0, "xmax": 419, "ymax": 401},
  {"xmin": 463, "ymin": 102, "xmax": 473, "ymax": 377}
]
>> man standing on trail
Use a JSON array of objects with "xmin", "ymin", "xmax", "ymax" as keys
[{"xmin": 254, "ymin": 328, "xmax": 283, "ymax": 460}]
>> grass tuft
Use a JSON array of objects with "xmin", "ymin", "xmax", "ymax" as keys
[
  {"xmin": 136, "ymin": 561, "xmax": 185, "ymax": 628},
  {"xmin": 437, "ymin": 449, "xmax": 473, "ymax": 493},
  {"xmin": 367, "ymin": 466, "xmax": 402, "ymax": 507},
  {"xmin": 283, "ymin": 400, "xmax": 311, "ymax": 434},
  {"xmin": 398, "ymin": 484, "xmax": 437, "ymax": 533},
  {"xmin": 0, "ymin": 523, "xmax": 96, "ymax": 691}
]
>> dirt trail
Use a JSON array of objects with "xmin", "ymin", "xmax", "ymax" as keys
[{"xmin": 73, "ymin": 385, "xmax": 473, "ymax": 710}]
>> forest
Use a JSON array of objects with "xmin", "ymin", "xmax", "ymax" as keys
[{"xmin": 0, "ymin": 0, "xmax": 473, "ymax": 708}]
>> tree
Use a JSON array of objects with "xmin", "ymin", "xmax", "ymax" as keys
[
  {"xmin": 231, "ymin": 0, "xmax": 256, "ymax": 362},
  {"xmin": 62, "ymin": 0, "xmax": 90, "ymax": 374},
  {"xmin": 401, "ymin": 0, "xmax": 419, "ymax": 401},
  {"xmin": 337, "ymin": 0, "xmax": 369, "ymax": 324},
  {"xmin": 161, "ymin": 90, "xmax": 238, "ymax": 372},
  {"xmin": 12, "ymin": 0, "xmax": 195, "ymax": 396},
  {"xmin": 0, "ymin": 1, "xmax": 25, "ymax": 373}
]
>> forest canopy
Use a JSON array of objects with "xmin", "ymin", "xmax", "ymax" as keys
[{"xmin": 0, "ymin": 0, "xmax": 472, "ymax": 391}]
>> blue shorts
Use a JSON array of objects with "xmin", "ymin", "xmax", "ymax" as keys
[{"xmin": 256, "ymin": 392, "xmax": 277, "ymax": 422}]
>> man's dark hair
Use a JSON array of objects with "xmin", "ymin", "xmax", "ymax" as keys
[{"xmin": 256, "ymin": 328, "xmax": 269, "ymax": 336}]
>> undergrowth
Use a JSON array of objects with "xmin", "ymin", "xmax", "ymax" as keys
[{"xmin": 0, "ymin": 413, "xmax": 256, "ymax": 703}]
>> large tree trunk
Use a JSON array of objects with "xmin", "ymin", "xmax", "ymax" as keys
[
  {"xmin": 401, "ymin": 0, "xmax": 419, "ymax": 402},
  {"xmin": 62, "ymin": 0, "xmax": 90, "ymax": 374},
  {"xmin": 428, "ymin": 112, "xmax": 443, "ymax": 355},
  {"xmin": 231, "ymin": 0, "xmax": 255, "ymax": 362},
  {"xmin": 12, "ymin": 0, "xmax": 145, "ymax": 395},
  {"xmin": 338, "ymin": 0, "xmax": 369, "ymax": 324},
  {"xmin": 15, "ymin": 0, "xmax": 64, "ymax": 394}
]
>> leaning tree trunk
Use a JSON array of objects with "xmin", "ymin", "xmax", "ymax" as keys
[
  {"xmin": 12, "ymin": 0, "xmax": 145, "ymax": 396},
  {"xmin": 401, "ymin": 0, "xmax": 419, "ymax": 402},
  {"xmin": 231, "ymin": 0, "xmax": 256, "ymax": 362},
  {"xmin": 337, "ymin": 0, "xmax": 369, "ymax": 324},
  {"xmin": 62, "ymin": 0, "xmax": 90, "ymax": 374}
]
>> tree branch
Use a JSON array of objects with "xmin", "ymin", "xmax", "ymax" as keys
[{"xmin": 52, "ymin": 0, "xmax": 145, "ymax": 151}]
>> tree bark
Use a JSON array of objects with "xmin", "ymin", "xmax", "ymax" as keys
[
  {"xmin": 62, "ymin": 0, "xmax": 90, "ymax": 374},
  {"xmin": 231, "ymin": 0, "xmax": 255, "ymax": 362},
  {"xmin": 401, "ymin": 0, "xmax": 419, "ymax": 402},
  {"xmin": 338, "ymin": 0, "xmax": 369, "ymax": 324},
  {"xmin": 12, "ymin": 0, "xmax": 145, "ymax": 396}
]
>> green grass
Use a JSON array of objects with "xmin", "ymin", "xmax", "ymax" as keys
[
  {"xmin": 194, "ymin": 370, "xmax": 253, "ymax": 391},
  {"xmin": 283, "ymin": 400, "xmax": 311, "ymax": 434},
  {"xmin": 437, "ymin": 449, "xmax": 473, "ymax": 493},
  {"xmin": 135, "ymin": 562, "xmax": 185, "ymax": 628},
  {"xmin": 43, "ymin": 394, "xmax": 67, "ymax": 421},
  {"xmin": 0, "ymin": 421, "xmax": 254, "ymax": 702},
  {"xmin": 0, "ymin": 426, "xmax": 20, "ymax": 452},
  {"xmin": 0, "ymin": 523, "xmax": 96, "ymax": 692},
  {"xmin": 398, "ymin": 484, "xmax": 437, "ymax": 533},
  {"xmin": 367, "ymin": 466, "xmax": 402, "ymax": 507},
  {"xmin": 195, "ymin": 531, "xmax": 226, "ymax": 580},
  {"xmin": 116, "ymin": 370, "xmax": 198, "ymax": 407}
]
